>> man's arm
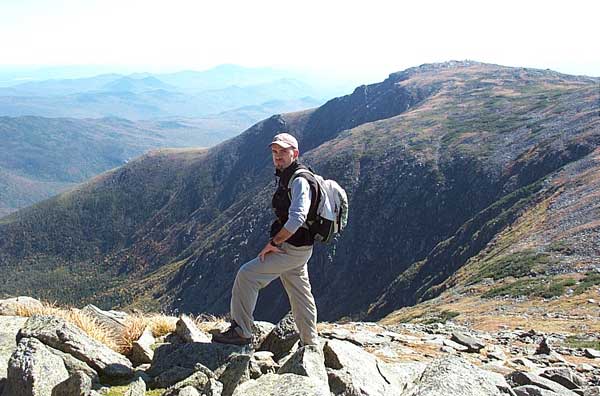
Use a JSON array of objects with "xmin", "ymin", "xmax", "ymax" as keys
[{"xmin": 259, "ymin": 177, "xmax": 312, "ymax": 261}]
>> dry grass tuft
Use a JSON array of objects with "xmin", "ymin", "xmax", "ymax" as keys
[
  {"xmin": 116, "ymin": 314, "xmax": 150, "ymax": 355},
  {"xmin": 14, "ymin": 300, "xmax": 120, "ymax": 351},
  {"xmin": 147, "ymin": 314, "xmax": 178, "ymax": 337},
  {"xmin": 61, "ymin": 309, "xmax": 120, "ymax": 351},
  {"xmin": 191, "ymin": 313, "xmax": 228, "ymax": 333},
  {"xmin": 15, "ymin": 300, "xmax": 60, "ymax": 317}
]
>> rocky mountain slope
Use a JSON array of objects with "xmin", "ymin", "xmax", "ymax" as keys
[
  {"xmin": 0, "ymin": 96, "xmax": 320, "ymax": 216},
  {"xmin": 1, "ymin": 297, "xmax": 599, "ymax": 396},
  {"xmin": 0, "ymin": 61, "xmax": 598, "ymax": 325}
]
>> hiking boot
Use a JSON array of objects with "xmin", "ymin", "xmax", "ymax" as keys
[{"xmin": 212, "ymin": 322, "xmax": 252, "ymax": 346}]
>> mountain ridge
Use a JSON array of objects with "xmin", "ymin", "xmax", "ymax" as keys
[{"xmin": 0, "ymin": 61, "xmax": 598, "ymax": 323}]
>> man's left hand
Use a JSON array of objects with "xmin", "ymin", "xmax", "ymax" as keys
[{"xmin": 258, "ymin": 242, "xmax": 283, "ymax": 262}]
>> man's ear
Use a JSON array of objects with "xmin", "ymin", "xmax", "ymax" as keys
[{"xmin": 293, "ymin": 149, "xmax": 300, "ymax": 159}]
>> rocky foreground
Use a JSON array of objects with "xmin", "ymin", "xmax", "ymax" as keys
[{"xmin": 0, "ymin": 297, "xmax": 599, "ymax": 396}]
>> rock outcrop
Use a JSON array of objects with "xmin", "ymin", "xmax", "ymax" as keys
[{"xmin": 1, "ymin": 304, "xmax": 599, "ymax": 395}]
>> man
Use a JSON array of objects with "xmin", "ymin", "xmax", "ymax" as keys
[{"xmin": 213, "ymin": 132, "xmax": 319, "ymax": 346}]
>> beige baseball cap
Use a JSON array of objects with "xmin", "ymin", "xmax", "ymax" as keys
[{"xmin": 269, "ymin": 133, "xmax": 298, "ymax": 149}]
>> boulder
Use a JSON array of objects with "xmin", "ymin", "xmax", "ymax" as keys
[
  {"xmin": 130, "ymin": 326, "xmax": 155, "ymax": 366},
  {"xmin": 323, "ymin": 338, "xmax": 409, "ymax": 395},
  {"xmin": 584, "ymin": 348, "xmax": 600, "ymax": 359},
  {"xmin": 513, "ymin": 385, "xmax": 561, "ymax": 396},
  {"xmin": 451, "ymin": 332, "xmax": 485, "ymax": 352},
  {"xmin": 405, "ymin": 356, "xmax": 503, "ymax": 396},
  {"xmin": 47, "ymin": 346, "xmax": 99, "ymax": 385},
  {"xmin": 173, "ymin": 386, "xmax": 201, "ymax": 396},
  {"xmin": 277, "ymin": 345, "xmax": 328, "ymax": 387},
  {"xmin": 148, "ymin": 342, "xmax": 247, "ymax": 377},
  {"xmin": 508, "ymin": 371, "xmax": 579, "ymax": 396},
  {"xmin": 124, "ymin": 377, "xmax": 146, "ymax": 396},
  {"xmin": 584, "ymin": 387, "xmax": 600, "ymax": 396},
  {"xmin": 17, "ymin": 315, "xmax": 133, "ymax": 379},
  {"xmin": 3, "ymin": 337, "xmax": 69, "ymax": 396},
  {"xmin": 0, "ymin": 316, "xmax": 27, "ymax": 381},
  {"xmin": 152, "ymin": 366, "xmax": 197, "ymax": 389},
  {"xmin": 540, "ymin": 367, "xmax": 586, "ymax": 390},
  {"xmin": 536, "ymin": 337, "xmax": 553, "ymax": 355},
  {"xmin": 215, "ymin": 353, "xmax": 251, "ymax": 396},
  {"xmin": 161, "ymin": 369, "xmax": 223, "ymax": 396},
  {"xmin": 443, "ymin": 338, "xmax": 469, "ymax": 352},
  {"xmin": 176, "ymin": 315, "xmax": 211, "ymax": 343},
  {"xmin": 258, "ymin": 312, "xmax": 300, "ymax": 360},
  {"xmin": 253, "ymin": 321, "xmax": 275, "ymax": 350},
  {"xmin": 52, "ymin": 370, "xmax": 93, "ymax": 396},
  {"xmin": 231, "ymin": 373, "xmax": 329, "ymax": 396},
  {"xmin": 81, "ymin": 304, "xmax": 128, "ymax": 335},
  {"xmin": 0, "ymin": 297, "xmax": 43, "ymax": 316},
  {"xmin": 249, "ymin": 352, "xmax": 278, "ymax": 379},
  {"xmin": 378, "ymin": 360, "xmax": 429, "ymax": 394}
]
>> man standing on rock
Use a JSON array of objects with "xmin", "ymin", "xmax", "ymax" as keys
[{"xmin": 213, "ymin": 132, "xmax": 319, "ymax": 347}]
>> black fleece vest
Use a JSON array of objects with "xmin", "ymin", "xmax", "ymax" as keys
[{"xmin": 270, "ymin": 161, "xmax": 319, "ymax": 247}]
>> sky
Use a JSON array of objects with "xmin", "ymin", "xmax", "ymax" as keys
[{"xmin": 1, "ymin": 0, "xmax": 599, "ymax": 83}]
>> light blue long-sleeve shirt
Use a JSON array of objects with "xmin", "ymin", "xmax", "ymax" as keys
[{"xmin": 283, "ymin": 177, "xmax": 312, "ymax": 234}]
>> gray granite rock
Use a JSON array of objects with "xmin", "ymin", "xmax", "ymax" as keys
[
  {"xmin": 176, "ymin": 315, "xmax": 211, "ymax": 344},
  {"xmin": 130, "ymin": 326, "xmax": 155, "ymax": 366},
  {"xmin": 584, "ymin": 348, "xmax": 600, "ymax": 359},
  {"xmin": 536, "ymin": 338, "xmax": 553, "ymax": 355},
  {"xmin": 540, "ymin": 367, "xmax": 586, "ymax": 389},
  {"xmin": 161, "ymin": 369, "xmax": 222, "ymax": 396},
  {"xmin": 215, "ymin": 353, "xmax": 251, "ymax": 396},
  {"xmin": 405, "ymin": 355, "xmax": 503, "ymax": 396},
  {"xmin": 17, "ymin": 315, "xmax": 133, "ymax": 379},
  {"xmin": 174, "ymin": 386, "xmax": 201, "ymax": 396},
  {"xmin": 278, "ymin": 345, "xmax": 328, "ymax": 387},
  {"xmin": 258, "ymin": 312, "xmax": 300, "ymax": 360},
  {"xmin": 0, "ymin": 297, "xmax": 43, "ymax": 316},
  {"xmin": 231, "ymin": 373, "xmax": 329, "ymax": 396},
  {"xmin": 81, "ymin": 304, "xmax": 128, "ymax": 335},
  {"xmin": 52, "ymin": 370, "xmax": 93, "ymax": 396},
  {"xmin": 451, "ymin": 332, "xmax": 485, "ymax": 352},
  {"xmin": 124, "ymin": 377, "xmax": 146, "ymax": 396},
  {"xmin": 249, "ymin": 352, "xmax": 277, "ymax": 379},
  {"xmin": 443, "ymin": 338, "xmax": 469, "ymax": 352},
  {"xmin": 252, "ymin": 321, "xmax": 275, "ymax": 350},
  {"xmin": 148, "ymin": 341, "xmax": 247, "ymax": 377},
  {"xmin": 152, "ymin": 366, "xmax": 197, "ymax": 389},
  {"xmin": 513, "ymin": 385, "xmax": 561, "ymax": 396},
  {"xmin": 323, "ymin": 338, "xmax": 406, "ymax": 395},
  {"xmin": 0, "ymin": 316, "xmax": 27, "ymax": 382},
  {"xmin": 509, "ymin": 371, "xmax": 579, "ymax": 396},
  {"xmin": 377, "ymin": 361, "xmax": 428, "ymax": 395},
  {"xmin": 3, "ymin": 337, "xmax": 69, "ymax": 396},
  {"xmin": 584, "ymin": 386, "xmax": 600, "ymax": 396}
]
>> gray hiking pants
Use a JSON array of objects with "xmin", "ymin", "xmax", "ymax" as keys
[{"xmin": 230, "ymin": 242, "xmax": 319, "ymax": 346}]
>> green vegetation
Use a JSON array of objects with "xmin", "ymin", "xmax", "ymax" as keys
[
  {"xmin": 105, "ymin": 386, "xmax": 164, "ymax": 396},
  {"xmin": 412, "ymin": 310, "xmax": 460, "ymax": 324},
  {"xmin": 482, "ymin": 276, "xmax": 577, "ymax": 299},
  {"xmin": 564, "ymin": 335, "xmax": 600, "ymax": 350},
  {"xmin": 472, "ymin": 250, "xmax": 554, "ymax": 283},
  {"xmin": 548, "ymin": 240, "xmax": 574, "ymax": 255},
  {"xmin": 574, "ymin": 272, "xmax": 600, "ymax": 295}
]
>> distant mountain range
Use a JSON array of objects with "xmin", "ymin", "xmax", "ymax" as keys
[
  {"xmin": 0, "ymin": 64, "xmax": 354, "ymax": 119},
  {"xmin": 0, "ymin": 96, "xmax": 321, "ymax": 216},
  {"xmin": 0, "ymin": 61, "xmax": 598, "ymax": 326}
]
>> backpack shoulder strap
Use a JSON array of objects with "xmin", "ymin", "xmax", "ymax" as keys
[
  {"xmin": 287, "ymin": 167, "xmax": 320, "ymax": 221},
  {"xmin": 287, "ymin": 168, "xmax": 314, "ymax": 189}
]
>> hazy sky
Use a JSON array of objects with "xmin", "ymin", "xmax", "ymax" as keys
[{"xmin": 1, "ymin": 0, "xmax": 599, "ymax": 81}]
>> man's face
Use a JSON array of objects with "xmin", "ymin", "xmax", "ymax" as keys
[{"xmin": 271, "ymin": 144, "xmax": 298, "ymax": 170}]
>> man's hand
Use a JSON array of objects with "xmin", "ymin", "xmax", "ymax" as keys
[{"xmin": 258, "ymin": 241, "xmax": 283, "ymax": 262}]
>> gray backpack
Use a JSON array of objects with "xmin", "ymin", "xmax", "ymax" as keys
[{"xmin": 289, "ymin": 169, "xmax": 348, "ymax": 243}]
